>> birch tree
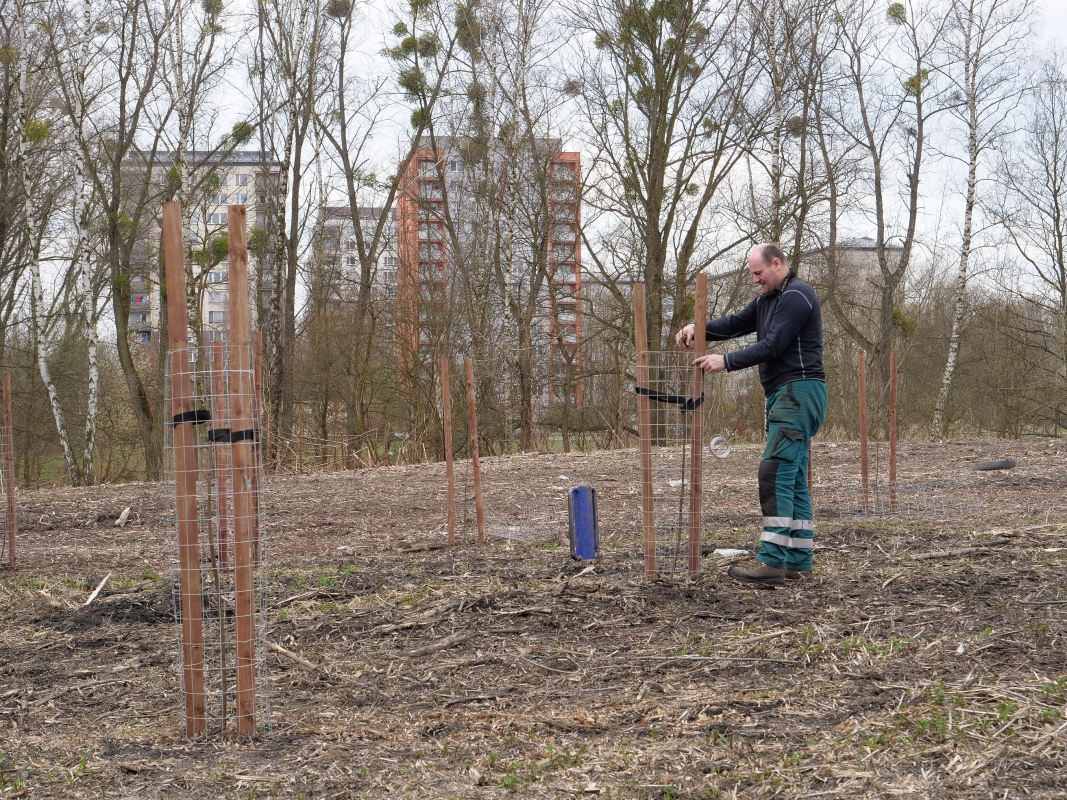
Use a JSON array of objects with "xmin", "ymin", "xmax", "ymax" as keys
[
  {"xmin": 17, "ymin": 0, "xmax": 83, "ymax": 484},
  {"xmin": 928, "ymin": 0, "xmax": 1033, "ymax": 439}
]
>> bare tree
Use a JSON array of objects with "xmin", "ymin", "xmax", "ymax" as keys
[
  {"xmin": 929, "ymin": 0, "xmax": 1034, "ymax": 439},
  {"xmin": 993, "ymin": 52, "xmax": 1067, "ymax": 430},
  {"xmin": 570, "ymin": 0, "xmax": 759, "ymax": 355},
  {"xmin": 825, "ymin": 0, "xmax": 951, "ymax": 415}
]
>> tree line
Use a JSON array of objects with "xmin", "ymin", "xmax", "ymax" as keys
[{"xmin": 0, "ymin": 0, "xmax": 1064, "ymax": 486}]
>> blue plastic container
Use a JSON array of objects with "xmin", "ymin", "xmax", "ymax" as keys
[{"xmin": 567, "ymin": 486, "xmax": 599, "ymax": 561}]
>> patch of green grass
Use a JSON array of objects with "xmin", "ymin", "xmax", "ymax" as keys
[{"xmin": 314, "ymin": 575, "xmax": 338, "ymax": 587}]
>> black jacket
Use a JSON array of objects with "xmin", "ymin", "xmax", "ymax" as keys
[{"xmin": 705, "ymin": 271, "xmax": 825, "ymax": 395}]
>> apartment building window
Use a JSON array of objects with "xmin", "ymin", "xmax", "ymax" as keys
[
  {"xmin": 217, "ymin": 173, "xmax": 227, "ymax": 186},
  {"xmin": 208, "ymin": 270, "xmax": 227, "ymax": 283},
  {"xmin": 384, "ymin": 256, "xmax": 398, "ymax": 267},
  {"xmin": 346, "ymin": 238, "xmax": 356, "ymax": 250},
  {"xmin": 208, "ymin": 291, "xmax": 227, "ymax": 303},
  {"xmin": 234, "ymin": 194, "xmax": 248, "ymax": 204},
  {"xmin": 134, "ymin": 313, "xmax": 149, "ymax": 323},
  {"xmin": 138, "ymin": 331, "xmax": 152, "ymax": 343},
  {"xmin": 208, "ymin": 311, "xmax": 226, "ymax": 323},
  {"xmin": 205, "ymin": 329, "xmax": 228, "ymax": 342},
  {"xmin": 257, "ymin": 214, "xmax": 268, "ymax": 225},
  {"xmin": 236, "ymin": 173, "xmax": 249, "ymax": 186},
  {"xmin": 209, "ymin": 194, "xmax": 227, "ymax": 205},
  {"xmin": 208, "ymin": 212, "xmax": 228, "ymax": 224},
  {"xmin": 346, "ymin": 255, "xmax": 357, "ymax": 266}
]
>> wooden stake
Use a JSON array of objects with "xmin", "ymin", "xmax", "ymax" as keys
[
  {"xmin": 3, "ymin": 372, "xmax": 15, "ymax": 569},
  {"xmin": 162, "ymin": 201, "xmax": 206, "ymax": 738},
  {"xmin": 634, "ymin": 284, "xmax": 655, "ymax": 581},
  {"xmin": 465, "ymin": 357, "xmax": 485, "ymax": 543},
  {"xmin": 687, "ymin": 274, "xmax": 707, "ymax": 578},
  {"xmin": 227, "ymin": 205, "xmax": 258, "ymax": 735},
  {"xmin": 858, "ymin": 350, "xmax": 869, "ymax": 514},
  {"xmin": 889, "ymin": 351, "xmax": 898, "ymax": 514},
  {"xmin": 441, "ymin": 348, "xmax": 455, "ymax": 545}
]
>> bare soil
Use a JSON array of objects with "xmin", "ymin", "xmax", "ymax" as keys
[{"xmin": 2, "ymin": 438, "xmax": 1066, "ymax": 799}]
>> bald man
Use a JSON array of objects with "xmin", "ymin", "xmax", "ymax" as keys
[{"xmin": 676, "ymin": 243, "xmax": 827, "ymax": 586}]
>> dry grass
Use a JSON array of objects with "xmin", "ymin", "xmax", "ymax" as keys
[{"xmin": 1, "ymin": 438, "xmax": 1066, "ymax": 798}]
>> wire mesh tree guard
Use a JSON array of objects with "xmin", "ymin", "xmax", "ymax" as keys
[
  {"xmin": 162, "ymin": 202, "xmax": 269, "ymax": 738},
  {"xmin": 634, "ymin": 277, "xmax": 708, "ymax": 580}
]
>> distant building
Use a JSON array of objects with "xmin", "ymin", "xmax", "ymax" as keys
[
  {"xmin": 394, "ymin": 141, "xmax": 582, "ymax": 405},
  {"xmin": 128, "ymin": 150, "xmax": 283, "ymax": 344},
  {"xmin": 315, "ymin": 205, "xmax": 399, "ymax": 303}
]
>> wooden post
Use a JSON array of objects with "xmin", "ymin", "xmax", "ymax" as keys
[
  {"xmin": 634, "ymin": 284, "xmax": 656, "ymax": 580},
  {"xmin": 889, "ymin": 351, "xmax": 898, "ymax": 514},
  {"xmin": 163, "ymin": 201, "xmax": 206, "ymax": 738},
  {"xmin": 465, "ymin": 357, "xmax": 485, "ymax": 543},
  {"xmin": 3, "ymin": 372, "xmax": 15, "ymax": 569},
  {"xmin": 441, "ymin": 349, "xmax": 455, "ymax": 545},
  {"xmin": 858, "ymin": 350, "xmax": 869, "ymax": 513},
  {"xmin": 210, "ymin": 340, "xmax": 229, "ymax": 569},
  {"xmin": 227, "ymin": 206, "xmax": 258, "ymax": 735},
  {"xmin": 687, "ymin": 274, "xmax": 707, "ymax": 578}
]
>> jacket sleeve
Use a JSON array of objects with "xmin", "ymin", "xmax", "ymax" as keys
[
  {"xmin": 723, "ymin": 288, "xmax": 813, "ymax": 372},
  {"xmin": 705, "ymin": 298, "xmax": 758, "ymax": 342}
]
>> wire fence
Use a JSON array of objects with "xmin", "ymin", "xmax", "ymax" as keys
[{"xmin": 164, "ymin": 344, "xmax": 270, "ymax": 737}]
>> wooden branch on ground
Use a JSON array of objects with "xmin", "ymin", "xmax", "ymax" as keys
[
  {"xmin": 399, "ymin": 631, "xmax": 467, "ymax": 658},
  {"xmin": 84, "ymin": 573, "xmax": 112, "ymax": 607},
  {"xmin": 911, "ymin": 539, "xmax": 1010, "ymax": 560}
]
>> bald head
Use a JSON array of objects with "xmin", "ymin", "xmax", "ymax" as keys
[{"xmin": 748, "ymin": 243, "xmax": 790, "ymax": 295}]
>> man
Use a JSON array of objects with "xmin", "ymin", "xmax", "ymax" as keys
[{"xmin": 675, "ymin": 243, "xmax": 826, "ymax": 586}]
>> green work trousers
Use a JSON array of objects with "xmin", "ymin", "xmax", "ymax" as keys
[{"xmin": 756, "ymin": 380, "xmax": 827, "ymax": 572}]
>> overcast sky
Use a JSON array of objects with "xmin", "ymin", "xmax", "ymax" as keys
[{"xmin": 1039, "ymin": 0, "xmax": 1067, "ymax": 47}]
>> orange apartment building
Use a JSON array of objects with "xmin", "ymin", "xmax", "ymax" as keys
[{"xmin": 395, "ymin": 145, "xmax": 582, "ymax": 406}]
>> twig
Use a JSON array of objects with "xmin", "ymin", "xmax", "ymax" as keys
[
  {"xmin": 630, "ymin": 655, "xmax": 798, "ymax": 664},
  {"xmin": 31, "ymin": 678, "xmax": 129, "ymax": 707},
  {"xmin": 1018, "ymin": 599, "xmax": 1067, "ymax": 605},
  {"xmin": 267, "ymin": 640, "xmax": 319, "ymax": 671},
  {"xmin": 443, "ymin": 692, "xmax": 510, "ymax": 707},
  {"xmin": 513, "ymin": 654, "xmax": 576, "ymax": 674},
  {"xmin": 399, "ymin": 631, "xmax": 467, "ymax": 658},
  {"xmin": 910, "ymin": 540, "xmax": 1010, "ymax": 560},
  {"xmin": 83, "ymin": 573, "xmax": 112, "ymax": 607}
]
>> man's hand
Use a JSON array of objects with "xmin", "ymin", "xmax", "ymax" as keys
[
  {"xmin": 694, "ymin": 353, "xmax": 726, "ymax": 373},
  {"xmin": 675, "ymin": 323, "xmax": 696, "ymax": 350}
]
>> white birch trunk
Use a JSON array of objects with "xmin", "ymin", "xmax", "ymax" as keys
[
  {"xmin": 74, "ymin": 0, "xmax": 100, "ymax": 484},
  {"xmin": 931, "ymin": 8, "xmax": 979, "ymax": 441},
  {"xmin": 17, "ymin": 0, "xmax": 81, "ymax": 485}
]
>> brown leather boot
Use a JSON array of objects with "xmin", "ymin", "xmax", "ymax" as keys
[
  {"xmin": 784, "ymin": 569, "xmax": 809, "ymax": 581},
  {"xmin": 727, "ymin": 561, "xmax": 788, "ymax": 586}
]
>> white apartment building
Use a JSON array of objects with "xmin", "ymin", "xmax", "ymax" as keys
[{"xmin": 129, "ymin": 150, "xmax": 282, "ymax": 344}]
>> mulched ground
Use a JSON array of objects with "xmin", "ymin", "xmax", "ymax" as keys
[{"xmin": 1, "ymin": 437, "xmax": 1066, "ymax": 799}]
